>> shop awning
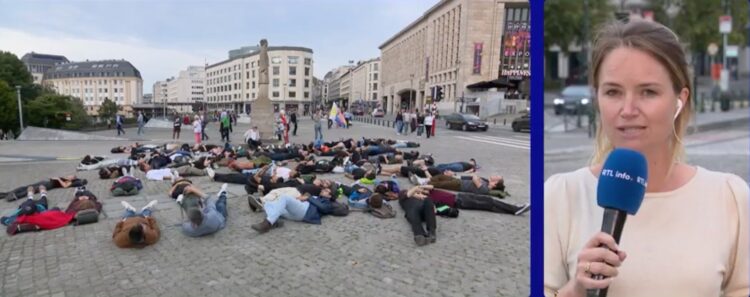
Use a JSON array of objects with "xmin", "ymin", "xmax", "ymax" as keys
[{"xmin": 466, "ymin": 78, "xmax": 515, "ymax": 90}]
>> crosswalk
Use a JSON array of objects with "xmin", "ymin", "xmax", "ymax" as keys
[{"xmin": 454, "ymin": 135, "xmax": 530, "ymax": 150}]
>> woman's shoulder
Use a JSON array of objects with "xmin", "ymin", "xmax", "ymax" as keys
[
  {"xmin": 545, "ymin": 167, "xmax": 594, "ymax": 188},
  {"xmin": 695, "ymin": 167, "xmax": 749, "ymax": 203}
]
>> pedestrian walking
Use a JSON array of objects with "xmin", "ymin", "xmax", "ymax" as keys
[
  {"xmin": 116, "ymin": 114, "xmax": 126, "ymax": 136},
  {"xmin": 424, "ymin": 112, "xmax": 434, "ymax": 138},
  {"xmin": 313, "ymin": 109, "xmax": 323, "ymax": 142},
  {"xmin": 395, "ymin": 110, "xmax": 404, "ymax": 135},
  {"xmin": 201, "ymin": 113, "xmax": 209, "ymax": 141},
  {"xmin": 137, "ymin": 112, "xmax": 145, "ymax": 135},
  {"xmin": 290, "ymin": 111, "xmax": 298, "ymax": 136},
  {"xmin": 192, "ymin": 115, "xmax": 202, "ymax": 145},
  {"xmin": 172, "ymin": 115, "xmax": 182, "ymax": 139}
]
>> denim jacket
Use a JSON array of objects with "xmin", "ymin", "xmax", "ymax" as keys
[{"xmin": 302, "ymin": 196, "xmax": 333, "ymax": 224}]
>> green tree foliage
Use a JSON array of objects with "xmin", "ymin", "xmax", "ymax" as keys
[
  {"xmin": 544, "ymin": 0, "xmax": 615, "ymax": 53},
  {"xmin": 0, "ymin": 81, "xmax": 19, "ymax": 135},
  {"xmin": 99, "ymin": 97, "xmax": 119, "ymax": 121},
  {"xmin": 649, "ymin": 0, "xmax": 747, "ymax": 54},
  {"xmin": 25, "ymin": 94, "xmax": 89, "ymax": 130}
]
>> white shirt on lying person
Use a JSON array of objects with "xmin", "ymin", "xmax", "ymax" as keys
[{"xmin": 146, "ymin": 168, "xmax": 173, "ymax": 181}]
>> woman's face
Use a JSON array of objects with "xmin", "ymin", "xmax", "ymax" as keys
[{"xmin": 597, "ymin": 47, "xmax": 686, "ymax": 153}]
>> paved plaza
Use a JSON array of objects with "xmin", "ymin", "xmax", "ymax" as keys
[{"xmin": 0, "ymin": 119, "xmax": 530, "ymax": 297}]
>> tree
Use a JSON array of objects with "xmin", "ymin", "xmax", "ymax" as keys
[
  {"xmin": 0, "ymin": 51, "xmax": 39, "ymax": 102},
  {"xmin": 649, "ymin": 0, "xmax": 747, "ymax": 55},
  {"xmin": 544, "ymin": 0, "xmax": 615, "ymax": 54},
  {"xmin": 0, "ymin": 81, "xmax": 19, "ymax": 135},
  {"xmin": 25, "ymin": 94, "xmax": 89, "ymax": 130},
  {"xmin": 99, "ymin": 98, "xmax": 119, "ymax": 121}
]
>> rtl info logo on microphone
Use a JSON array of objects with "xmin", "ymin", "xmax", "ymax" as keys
[{"xmin": 602, "ymin": 169, "xmax": 647, "ymax": 187}]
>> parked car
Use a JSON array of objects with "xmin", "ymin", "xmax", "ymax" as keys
[
  {"xmin": 553, "ymin": 85, "xmax": 592, "ymax": 115},
  {"xmin": 371, "ymin": 108, "xmax": 385, "ymax": 117},
  {"xmin": 352, "ymin": 107, "xmax": 365, "ymax": 116},
  {"xmin": 511, "ymin": 113, "xmax": 530, "ymax": 132},
  {"xmin": 444, "ymin": 113, "xmax": 488, "ymax": 131}
]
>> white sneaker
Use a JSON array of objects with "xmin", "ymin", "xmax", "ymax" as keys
[
  {"xmin": 173, "ymin": 169, "xmax": 180, "ymax": 179},
  {"xmin": 121, "ymin": 167, "xmax": 128, "ymax": 177},
  {"xmin": 220, "ymin": 183, "xmax": 228, "ymax": 195},
  {"xmin": 121, "ymin": 201, "xmax": 136, "ymax": 212},
  {"xmin": 176, "ymin": 194, "xmax": 184, "ymax": 205},
  {"xmin": 206, "ymin": 167, "xmax": 215, "ymax": 179},
  {"xmin": 332, "ymin": 166, "xmax": 344, "ymax": 173},
  {"xmin": 343, "ymin": 157, "xmax": 350, "ymax": 166},
  {"xmin": 514, "ymin": 203, "xmax": 530, "ymax": 216},
  {"xmin": 142, "ymin": 200, "xmax": 158, "ymax": 212}
]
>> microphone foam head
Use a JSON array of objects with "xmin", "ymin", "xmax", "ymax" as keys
[{"xmin": 597, "ymin": 148, "xmax": 648, "ymax": 215}]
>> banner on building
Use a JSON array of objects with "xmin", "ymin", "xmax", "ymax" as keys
[{"xmin": 473, "ymin": 43, "xmax": 483, "ymax": 74}]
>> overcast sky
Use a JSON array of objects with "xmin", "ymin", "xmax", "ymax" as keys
[{"xmin": 0, "ymin": 0, "xmax": 435, "ymax": 92}]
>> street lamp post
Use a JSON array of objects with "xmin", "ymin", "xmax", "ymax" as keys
[{"xmin": 15, "ymin": 85, "xmax": 23, "ymax": 133}]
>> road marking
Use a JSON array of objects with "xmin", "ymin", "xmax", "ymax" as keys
[{"xmin": 455, "ymin": 136, "xmax": 529, "ymax": 150}]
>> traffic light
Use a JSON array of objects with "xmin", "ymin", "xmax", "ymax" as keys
[{"xmin": 435, "ymin": 86, "xmax": 444, "ymax": 102}]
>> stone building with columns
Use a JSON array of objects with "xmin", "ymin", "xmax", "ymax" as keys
[{"xmin": 379, "ymin": 0, "xmax": 529, "ymax": 115}]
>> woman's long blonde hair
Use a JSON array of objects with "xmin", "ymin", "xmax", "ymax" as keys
[{"xmin": 589, "ymin": 20, "xmax": 693, "ymax": 165}]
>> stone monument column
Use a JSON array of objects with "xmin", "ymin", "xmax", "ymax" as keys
[{"xmin": 249, "ymin": 39, "xmax": 277, "ymax": 142}]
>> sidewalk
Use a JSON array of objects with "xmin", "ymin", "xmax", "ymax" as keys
[{"xmin": 546, "ymin": 107, "xmax": 750, "ymax": 155}]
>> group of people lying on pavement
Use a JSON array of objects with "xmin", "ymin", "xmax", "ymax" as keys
[{"xmin": 1, "ymin": 136, "xmax": 529, "ymax": 248}]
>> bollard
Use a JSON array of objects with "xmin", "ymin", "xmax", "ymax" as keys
[
  {"xmin": 494, "ymin": 118, "xmax": 497, "ymax": 125},
  {"xmin": 503, "ymin": 118, "xmax": 506, "ymax": 125}
]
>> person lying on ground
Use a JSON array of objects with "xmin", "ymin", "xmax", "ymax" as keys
[
  {"xmin": 398, "ymin": 185, "xmax": 437, "ymax": 247},
  {"xmin": 78, "ymin": 156, "xmax": 139, "ymax": 171},
  {"xmin": 250, "ymin": 187, "xmax": 336, "ymax": 234},
  {"xmin": 2, "ymin": 176, "xmax": 87, "ymax": 202},
  {"xmin": 65, "ymin": 188, "xmax": 103, "ymax": 215},
  {"xmin": 424, "ymin": 173, "xmax": 505, "ymax": 197},
  {"xmin": 113, "ymin": 200, "xmax": 159, "ymax": 248},
  {"xmin": 427, "ymin": 188, "xmax": 529, "ymax": 216},
  {"xmin": 412, "ymin": 158, "xmax": 477, "ymax": 174},
  {"xmin": 177, "ymin": 183, "xmax": 229, "ymax": 237},
  {"xmin": 111, "ymin": 168, "xmax": 143, "ymax": 196},
  {"xmin": 1, "ymin": 185, "xmax": 49, "ymax": 226}
]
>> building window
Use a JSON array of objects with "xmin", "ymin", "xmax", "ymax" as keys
[
  {"xmin": 374, "ymin": 63, "xmax": 378, "ymax": 71},
  {"xmin": 372, "ymin": 93, "xmax": 377, "ymax": 100},
  {"xmin": 289, "ymin": 66, "xmax": 296, "ymax": 76},
  {"xmin": 304, "ymin": 58, "xmax": 311, "ymax": 65},
  {"xmin": 273, "ymin": 66, "xmax": 279, "ymax": 75},
  {"xmin": 304, "ymin": 79, "xmax": 309, "ymax": 88},
  {"xmin": 246, "ymin": 82, "xmax": 250, "ymax": 89},
  {"xmin": 289, "ymin": 91, "xmax": 296, "ymax": 98},
  {"xmin": 373, "ymin": 73, "xmax": 378, "ymax": 80},
  {"xmin": 288, "ymin": 56, "xmax": 298, "ymax": 64},
  {"xmin": 246, "ymin": 72, "xmax": 250, "ymax": 79},
  {"xmin": 273, "ymin": 79, "xmax": 279, "ymax": 87},
  {"xmin": 252, "ymin": 70, "xmax": 255, "ymax": 78},
  {"xmin": 272, "ymin": 57, "xmax": 281, "ymax": 64},
  {"xmin": 289, "ymin": 79, "xmax": 296, "ymax": 87},
  {"xmin": 252, "ymin": 82, "xmax": 256, "ymax": 89},
  {"xmin": 373, "ymin": 83, "xmax": 377, "ymax": 90},
  {"xmin": 272, "ymin": 91, "xmax": 279, "ymax": 98},
  {"xmin": 304, "ymin": 92, "xmax": 309, "ymax": 98},
  {"xmin": 246, "ymin": 63, "xmax": 249, "ymax": 68},
  {"xmin": 305, "ymin": 67, "xmax": 310, "ymax": 76}
]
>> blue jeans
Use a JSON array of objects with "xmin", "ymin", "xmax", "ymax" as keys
[
  {"xmin": 122, "ymin": 208, "xmax": 152, "ymax": 219},
  {"xmin": 344, "ymin": 163, "xmax": 360, "ymax": 174},
  {"xmin": 395, "ymin": 121, "xmax": 403, "ymax": 133},
  {"xmin": 264, "ymin": 195, "xmax": 309, "ymax": 224},
  {"xmin": 215, "ymin": 192, "xmax": 228, "ymax": 220},
  {"xmin": 137, "ymin": 124, "xmax": 144, "ymax": 135},
  {"xmin": 314, "ymin": 123, "xmax": 323, "ymax": 142},
  {"xmin": 436, "ymin": 162, "xmax": 465, "ymax": 173}
]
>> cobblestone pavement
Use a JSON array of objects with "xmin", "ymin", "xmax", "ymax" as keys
[{"xmin": 0, "ymin": 120, "xmax": 530, "ymax": 297}]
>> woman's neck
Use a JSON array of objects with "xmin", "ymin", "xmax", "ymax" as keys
[{"xmin": 642, "ymin": 148, "xmax": 677, "ymax": 192}]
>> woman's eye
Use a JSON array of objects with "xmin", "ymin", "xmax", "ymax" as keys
[
  {"xmin": 604, "ymin": 89, "xmax": 619, "ymax": 96},
  {"xmin": 642, "ymin": 89, "xmax": 657, "ymax": 97}
]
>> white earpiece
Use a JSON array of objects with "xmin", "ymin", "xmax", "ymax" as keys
[{"xmin": 674, "ymin": 99, "xmax": 683, "ymax": 120}]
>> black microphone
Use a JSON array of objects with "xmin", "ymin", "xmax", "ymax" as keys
[{"xmin": 587, "ymin": 148, "xmax": 648, "ymax": 297}]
